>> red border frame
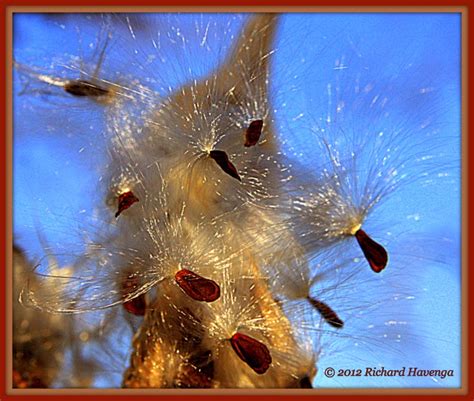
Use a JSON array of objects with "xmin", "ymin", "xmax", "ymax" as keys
[
  {"xmin": 0, "ymin": 0, "xmax": 471, "ymax": 6},
  {"xmin": 2, "ymin": 2, "xmax": 470, "ymax": 400}
]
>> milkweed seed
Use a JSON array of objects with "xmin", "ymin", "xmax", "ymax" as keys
[
  {"xmin": 63, "ymin": 79, "xmax": 109, "ymax": 98},
  {"xmin": 123, "ymin": 296, "xmax": 146, "ymax": 316},
  {"xmin": 354, "ymin": 229, "xmax": 388, "ymax": 273},
  {"xmin": 121, "ymin": 272, "xmax": 147, "ymax": 316},
  {"xmin": 115, "ymin": 191, "xmax": 139, "ymax": 218},
  {"xmin": 209, "ymin": 150, "xmax": 241, "ymax": 181},
  {"xmin": 230, "ymin": 332, "xmax": 272, "ymax": 374},
  {"xmin": 244, "ymin": 119, "xmax": 263, "ymax": 147},
  {"xmin": 174, "ymin": 269, "xmax": 221, "ymax": 302},
  {"xmin": 307, "ymin": 297, "xmax": 344, "ymax": 328}
]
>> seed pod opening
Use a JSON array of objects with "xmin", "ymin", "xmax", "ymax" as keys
[
  {"xmin": 209, "ymin": 150, "xmax": 241, "ymax": 181},
  {"xmin": 354, "ymin": 229, "xmax": 388, "ymax": 273},
  {"xmin": 244, "ymin": 119, "xmax": 263, "ymax": 147},
  {"xmin": 230, "ymin": 332, "xmax": 272, "ymax": 374},
  {"xmin": 174, "ymin": 269, "xmax": 220, "ymax": 302}
]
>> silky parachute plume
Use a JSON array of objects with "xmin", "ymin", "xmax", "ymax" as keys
[
  {"xmin": 19, "ymin": 183, "xmax": 232, "ymax": 314},
  {"xmin": 277, "ymin": 46, "xmax": 454, "ymax": 275},
  {"xmin": 13, "ymin": 12, "xmax": 459, "ymax": 389},
  {"xmin": 13, "ymin": 244, "xmax": 105, "ymax": 388}
]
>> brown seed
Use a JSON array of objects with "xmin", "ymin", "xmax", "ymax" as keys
[
  {"xmin": 115, "ymin": 191, "xmax": 139, "ymax": 218},
  {"xmin": 354, "ymin": 229, "xmax": 388, "ymax": 273},
  {"xmin": 121, "ymin": 272, "xmax": 147, "ymax": 316},
  {"xmin": 230, "ymin": 332, "xmax": 272, "ymax": 374},
  {"xmin": 209, "ymin": 150, "xmax": 241, "ymax": 181},
  {"xmin": 174, "ymin": 269, "xmax": 220, "ymax": 302},
  {"xmin": 244, "ymin": 119, "xmax": 263, "ymax": 147},
  {"xmin": 307, "ymin": 297, "xmax": 344, "ymax": 329},
  {"xmin": 123, "ymin": 295, "xmax": 146, "ymax": 316},
  {"xmin": 63, "ymin": 79, "xmax": 109, "ymax": 98}
]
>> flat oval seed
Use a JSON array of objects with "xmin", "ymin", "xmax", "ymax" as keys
[
  {"xmin": 307, "ymin": 297, "xmax": 344, "ymax": 328},
  {"xmin": 63, "ymin": 79, "xmax": 109, "ymax": 98},
  {"xmin": 123, "ymin": 295, "xmax": 146, "ymax": 316},
  {"xmin": 115, "ymin": 191, "xmax": 139, "ymax": 218},
  {"xmin": 244, "ymin": 119, "xmax": 263, "ymax": 147},
  {"xmin": 121, "ymin": 273, "xmax": 147, "ymax": 316},
  {"xmin": 354, "ymin": 229, "xmax": 388, "ymax": 273},
  {"xmin": 174, "ymin": 269, "xmax": 220, "ymax": 302},
  {"xmin": 209, "ymin": 150, "xmax": 241, "ymax": 181},
  {"xmin": 230, "ymin": 332, "xmax": 272, "ymax": 374}
]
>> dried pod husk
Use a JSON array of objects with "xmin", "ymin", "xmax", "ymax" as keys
[{"xmin": 123, "ymin": 280, "xmax": 211, "ymax": 388}]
